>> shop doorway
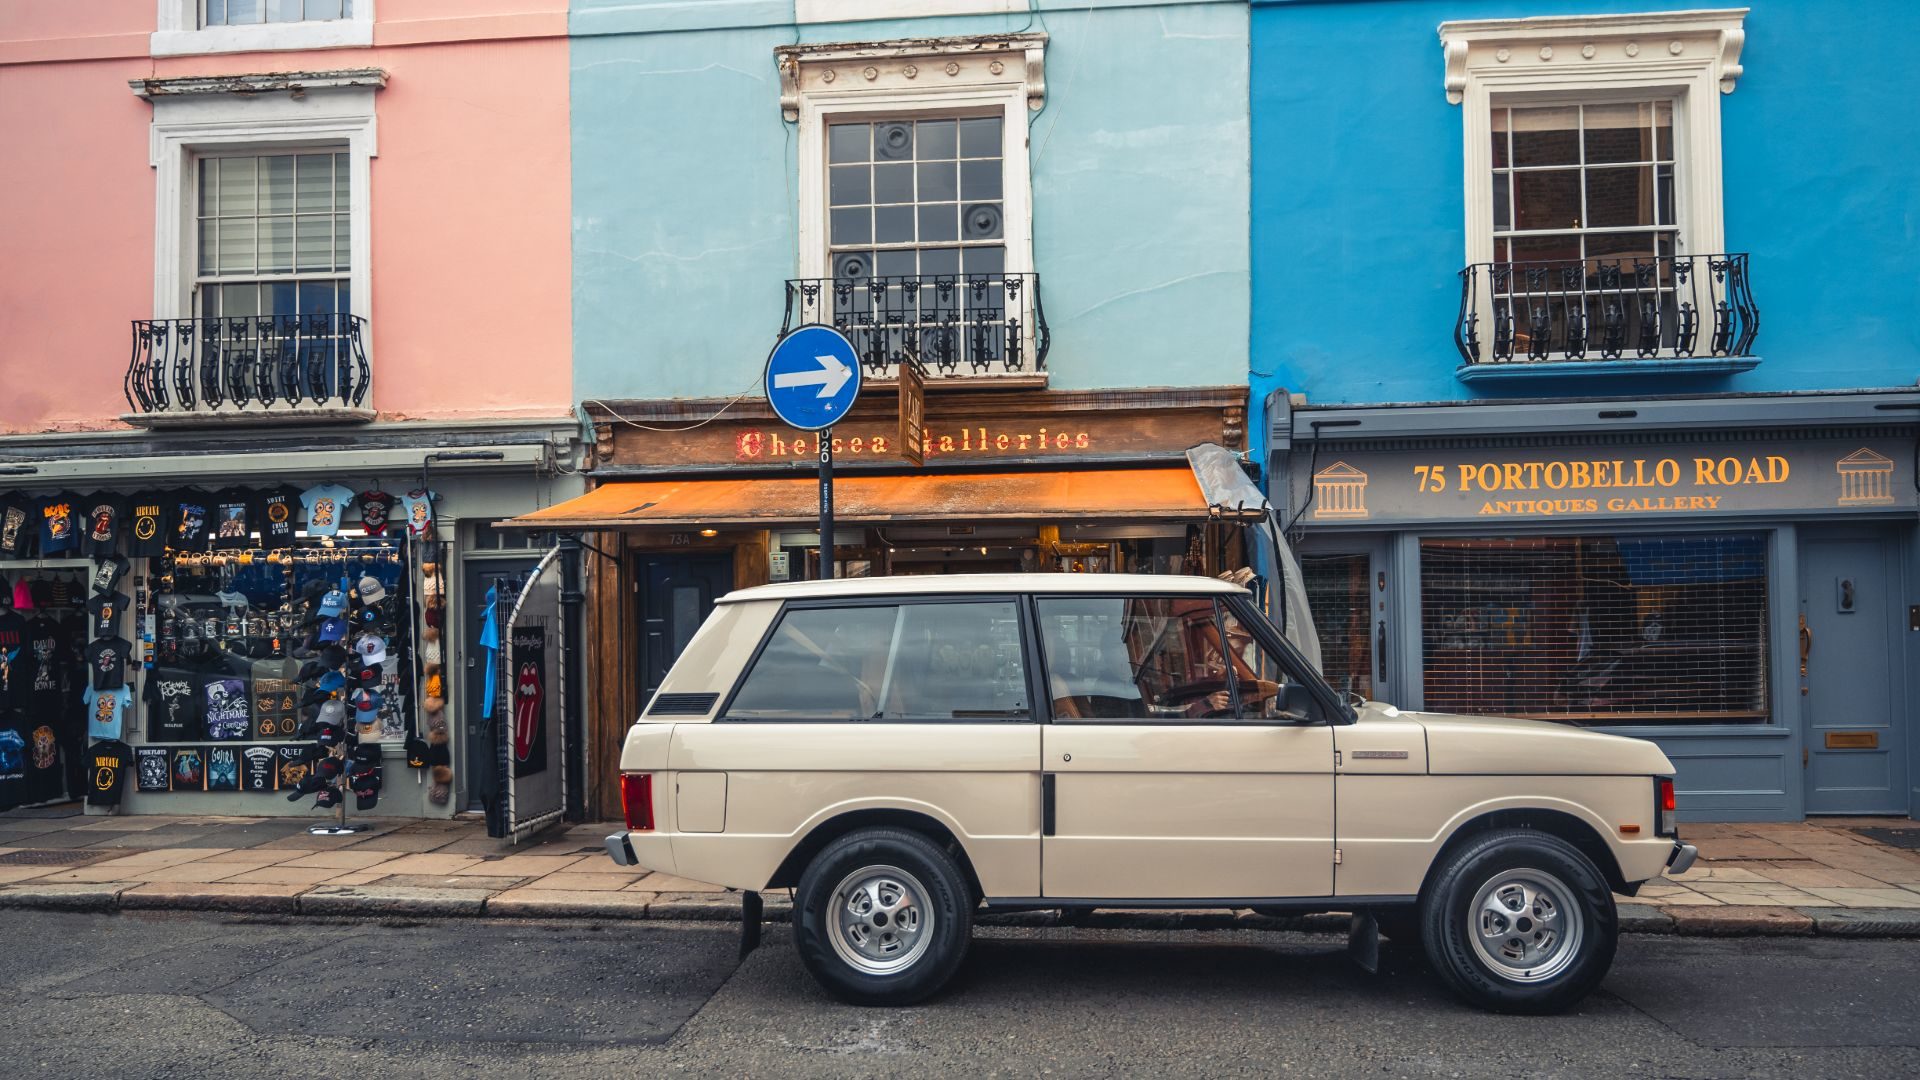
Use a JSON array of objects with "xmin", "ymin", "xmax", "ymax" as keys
[
  {"xmin": 636, "ymin": 554, "xmax": 732, "ymax": 708},
  {"xmin": 1297, "ymin": 540, "xmax": 1393, "ymax": 705},
  {"xmin": 463, "ymin": 556, "xmax": 539, "ymax": 816},
  {"xmin": 1798, "ymin": 529, "xmax": 1908, "ymax": 815}
]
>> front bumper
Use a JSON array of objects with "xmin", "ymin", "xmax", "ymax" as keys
[{"xmin": 1666, "ymin": 841, "xmax": 1699, "ymax": 876}]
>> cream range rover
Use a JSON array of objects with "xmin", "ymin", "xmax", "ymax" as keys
[{"xmin": 605, "ymin": 574, "xmax": 1696, "ymax": 1013}]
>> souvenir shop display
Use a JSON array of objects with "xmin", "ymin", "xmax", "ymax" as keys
[
  {"xmin": 2, "ymin": 477, "xmax": 423, "ymax": 818},
  {"xmin": 410, "ymin": 540, "xmax": 452, "ymax": 804}
]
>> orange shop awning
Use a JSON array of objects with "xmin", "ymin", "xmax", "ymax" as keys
[{"xmin": 501, "ymin": 467, "xmax": 1208, "ymax": 530}]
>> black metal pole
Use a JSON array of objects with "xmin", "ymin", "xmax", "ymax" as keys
[
  {"xmin": 557, "ymin": 533, "xmax": 588, "ymax": 824},
  {"xmin": 819, "ymin": 428, "xmax": 834, "ymax": 580}
]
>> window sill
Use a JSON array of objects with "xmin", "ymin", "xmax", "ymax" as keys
[
  {"xmin": 122, "ymin": 406, "xmax": 376, "ymax": 429},
  {"xmin": 152, "ymin": 21, "xmax": 373, "ymax": 58},
  {"xmin": 1456, "ymin": 356, "xmax": 1761, "ymax": 384}
]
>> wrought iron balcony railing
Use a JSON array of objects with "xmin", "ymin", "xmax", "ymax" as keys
[
  {"xmin": 782, "ymin": 273, "xmax": 1048, "ymax": 380},
  {"xmin": 1456, "ymin": 253, "xmax": 1757, "ymax": 366},
  {"xmin": 126, "ymin": 314, "xmax": 370, "ymax": 416}
]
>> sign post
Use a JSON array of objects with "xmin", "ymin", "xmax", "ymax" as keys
[
  {"xmin": 898, "ymin": 357, "xmax": 926, "ymax": 467},
  {"xmin": 764, "ymin": 324, "xmax": 862, "ymax": 581}
]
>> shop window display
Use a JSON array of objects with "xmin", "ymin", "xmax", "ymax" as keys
[{"xmin": 1419, "ymin": 533, "xmax": 1769, "ymax": 725}]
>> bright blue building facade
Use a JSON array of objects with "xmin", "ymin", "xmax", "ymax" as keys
[{"xmin": 1251, "ymin": 1, "xmax": 1920, "ymax": 820}]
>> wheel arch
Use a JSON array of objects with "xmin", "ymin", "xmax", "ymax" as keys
[
  {"xmin": 764, "ymin": 807, "xmax": 985, "ymax": 901},
  {"xmin": 1419, "ymin": 807, "xmax": 1630, "ymax": 899}
]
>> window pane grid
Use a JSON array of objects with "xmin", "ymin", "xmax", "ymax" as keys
[
  {"xmin": 1492, "ymin": 101, "xmax": 1677, "ymax": 259},
  {"xmin": 828, "ymin": 116, "xmax": 1005, "ymax": 280},
  {"xmin": 203, "ymin": 0, "xmax": 350, "ymax": 26},
  {"xmin": 196, "ymin": 153, "xmax": 349, "ymax": 313}
]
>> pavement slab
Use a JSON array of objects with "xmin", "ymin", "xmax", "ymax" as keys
[
  {"xmin": 300, "ymin": 883, "xmax": 491, "ymax": 916},
  {"xmin": 119, "ymin": 881, "xmax": 306, "ymax": 913}
]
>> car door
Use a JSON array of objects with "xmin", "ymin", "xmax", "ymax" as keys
[{"xmin": 1036, "ymin": 593, "xmax": 1336, "ymax": 901}]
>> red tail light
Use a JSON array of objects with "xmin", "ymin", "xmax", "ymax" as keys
[
  {"xmin": 621, "ymin": 773, "xmax": 655, "ymax": 831},
  {"xmin": 1656, "ymin": 777, "xmax": 1677, "ymax": 836}
]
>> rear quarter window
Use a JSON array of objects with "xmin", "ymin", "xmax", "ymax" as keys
[{"xmin": 725, "ymin": 600, "xmax": 1028, "ymax": 721}]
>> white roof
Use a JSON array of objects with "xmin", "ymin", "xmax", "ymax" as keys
[{"xmin": 720, "ymin": 573, "xmax": 1246, "ymax": 604}]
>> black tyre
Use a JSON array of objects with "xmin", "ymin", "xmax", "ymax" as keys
[
  {"xmin": 792, "ymin": 827, "xmax": 974, "ymax": 1005},
  {"xmin": 1419, "ymin": 828, "xmax": 1617, "ymax": 1014}
]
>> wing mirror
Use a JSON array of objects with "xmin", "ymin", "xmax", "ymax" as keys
[{"xmin": 1277, "ymin": 682, "xmax": 1318, "ymax": 723}]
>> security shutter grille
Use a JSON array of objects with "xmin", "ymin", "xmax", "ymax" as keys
[
  {"xmin": 1303, "ymin": 554, "xmax": 1373, "ymax": 700},
  {"xmin": 1420, "ymin": 533, "xmax": 1769, "ymax": 725}
]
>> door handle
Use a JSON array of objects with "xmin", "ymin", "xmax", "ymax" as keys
[
  {"xmin": 1798, "ymin": 613, "xmax": 1812, "ymax": 677},
  {"xmin": 1376, "ymin": 620, "xmax": 1388, "ymax": 683}
]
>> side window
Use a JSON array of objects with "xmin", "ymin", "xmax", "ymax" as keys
[
  {"xmin": 727, "ymin": 601, "xmax": 1027, "ymax": 721},
  {"xmin": 875, "ymin": 601, "xmax": 1026, "ymax": 720},
  {"xmin": 1220, "ymin": 607, "xmax": 1303, "ymax": 721},
  {"xmin": 1037, "ymin": 596, "xmax": 1232, "ymax": 721}
]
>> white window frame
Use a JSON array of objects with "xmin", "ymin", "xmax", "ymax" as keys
[
  {"xmin": 780, "ymin": 35, "xmax": 1045, "ymax": 281},
  {"xmin": 137, "ymin": 74, "xmax": 379, "ymax": 339},
  {"xmin": 154, "ymin": 0, "xmax": 374, "ymax": 58},
  {"xmin": 1440, "ymin": 9, "xmax": 1747, "ymax": 266}
]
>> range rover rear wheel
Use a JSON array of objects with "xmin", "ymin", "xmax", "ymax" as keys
[
  {"xmin": 1419, "ymin": 828, "xmax": 1617, "ymax": 1014},
  {"xmin": 793, "ymin": 827, "xmax": 973, "ymax": 1005}
]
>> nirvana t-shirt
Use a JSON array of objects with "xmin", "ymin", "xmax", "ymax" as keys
[
  {"xmin": 358, "ymin": 490, "xmax": 395, "ymax": 536},
  {"xmin": 83, "ymin": 685, "xmax": 133, "ymax": 740},
  {"xmin": 243, "ymin": 745, "xmax": 278, "ymax": 792},
  {"xmin": 128, "ymin": 497, "xmax": 167, "ymax": 558},
  {"xmin": 86, "ymin": 591, "xmax": 128, "ymax": 639},
  {"xmin": 36, "ymin": 495, "xmax": 79, "ymax": 555},
  {"xmin": 84, "ymin": 636, "xmax": 132, "ymax": 691},
  {"xmin": 300, "ymin": 484, "xmax": 355, "ymax": 538},
  {"xmin": 171, "ymin": 495, "xmax": 212, "ymax": 550},
  {"xmin": 143, "ymin": 672, "xmax": 204, "ymax": 741},
  {"xmin": 135, "ymin": 746, "xmax": 170, "ymax": 792},
  {"xmin": 0, "ymin": 500, "xmax": 30, "ymax": 557},
  {"xmin": 254, "ymin": 487, "xmax": 300, "ymax": 548},
  {"xmin": 86, "ymin": 739, "xmax": 131, "ymax": 806},
  {"xmin": 250, "ymin": 658, "xmax": 300, "ymax": 739},
  {"xmin": 199, "ymin": 674, "xmax": 251, "ymax": 740},
  {"xmin": 212, "ymin": 490, "xmax": 252, "ymax": 550},
  {"xmin": 206, "ymin": 745, "xmax": 241, "ymax": 792},
  {"xmin": 398, "ymin": 489, "xmax": 437, "ymax": 538},
  {"xmin": 170, "ymin": 746, "xmax": 206, "ymax": 791},
  {"xmin": 80, "ymin": 494, "xmax": 124, "ymax": 558}
]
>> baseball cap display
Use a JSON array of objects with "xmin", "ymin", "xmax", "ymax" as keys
[
  {"xmin": 355, "ymin": 633, "xmax": 388, "ymax": 666},
  {"xmin": 318, "ymin": 587, "xmax": 348, "ymax": 617},
  {"xmin": 317, "ymin": 616, "xmax": 347, "ymax": 643},
  {"xmin": 357, "ymin": 574, "xmax": 387, "ymax": 605}
]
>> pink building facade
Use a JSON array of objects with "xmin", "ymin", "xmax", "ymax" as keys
[{"xmin": 0, "ymin": 1, "xmax": 583, "ymax": 825}]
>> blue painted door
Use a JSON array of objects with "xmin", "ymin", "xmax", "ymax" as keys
[{"xmin": 1799, "ymin": 530, "xmax": 1907, "ymax": 814}]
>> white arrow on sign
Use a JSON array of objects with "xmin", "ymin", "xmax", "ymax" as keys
[{"xmin": 773, "ymin": 353, "xmax": 854, "ymax": 399}]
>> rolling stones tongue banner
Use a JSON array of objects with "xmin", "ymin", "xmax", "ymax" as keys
[{"xmin": 511, "ymin": 626, "xmax": 548, "ymax": 777}]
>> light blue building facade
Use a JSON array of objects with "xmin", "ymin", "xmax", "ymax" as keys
[{"xmin": 1251, "ymin": 0, "xmax": 1920, "ymax": 820}]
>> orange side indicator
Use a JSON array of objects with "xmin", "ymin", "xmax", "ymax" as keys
[{"xmin": 1619, "ymin": 824, "xmax": 1641, "ymax": 834}]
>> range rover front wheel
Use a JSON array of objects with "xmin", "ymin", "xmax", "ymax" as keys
[
  {"xmin": 1419, "ymin": 828, "xmax": 1617, "ymax": 1014},
  {"xmin": 793, "ymin": 827, "xmax": 973, "ymax": 1005}
]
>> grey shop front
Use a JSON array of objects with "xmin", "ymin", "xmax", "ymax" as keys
[{"xmin": 1266, "ymin": 389, "xmax": 1920, "ymax": 822}]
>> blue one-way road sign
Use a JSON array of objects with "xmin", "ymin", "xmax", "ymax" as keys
[{"xmin": 765, "ymin": 324, "xmax": 861, "ymax": 432}]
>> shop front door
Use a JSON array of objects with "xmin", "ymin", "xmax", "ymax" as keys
[
  {"xmin": 637, "ymin": 555, "xmax": 732, "ymax": 708},
  {"xmin": 1298, "ymin": 540, "xmax": 1392, "ymax": 705},
  {"xmin": 1798, "ymin": 529, "xmax": 1908, "ymax": 815},
  {"xmin": 464, "ymin": 557, "xmax": 539, "ymax": 815}
]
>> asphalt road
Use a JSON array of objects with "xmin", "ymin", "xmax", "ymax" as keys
[{"xmin": 1, "ymin": 910, "xmax": 1915, "ymax": 1078}]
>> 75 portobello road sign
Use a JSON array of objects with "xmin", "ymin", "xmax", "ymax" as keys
[{"xmin": 1294, "ymin": 439, "xmax": 1913, "ymax": 524}]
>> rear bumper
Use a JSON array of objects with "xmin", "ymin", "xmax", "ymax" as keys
[
  {"xmin": 1666, "ymin": 841, "xmax": 1699, "ymax": 876},
  {"xmin": 604, "ymin": 832, "xmax": 638, "ymax": 866}
]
